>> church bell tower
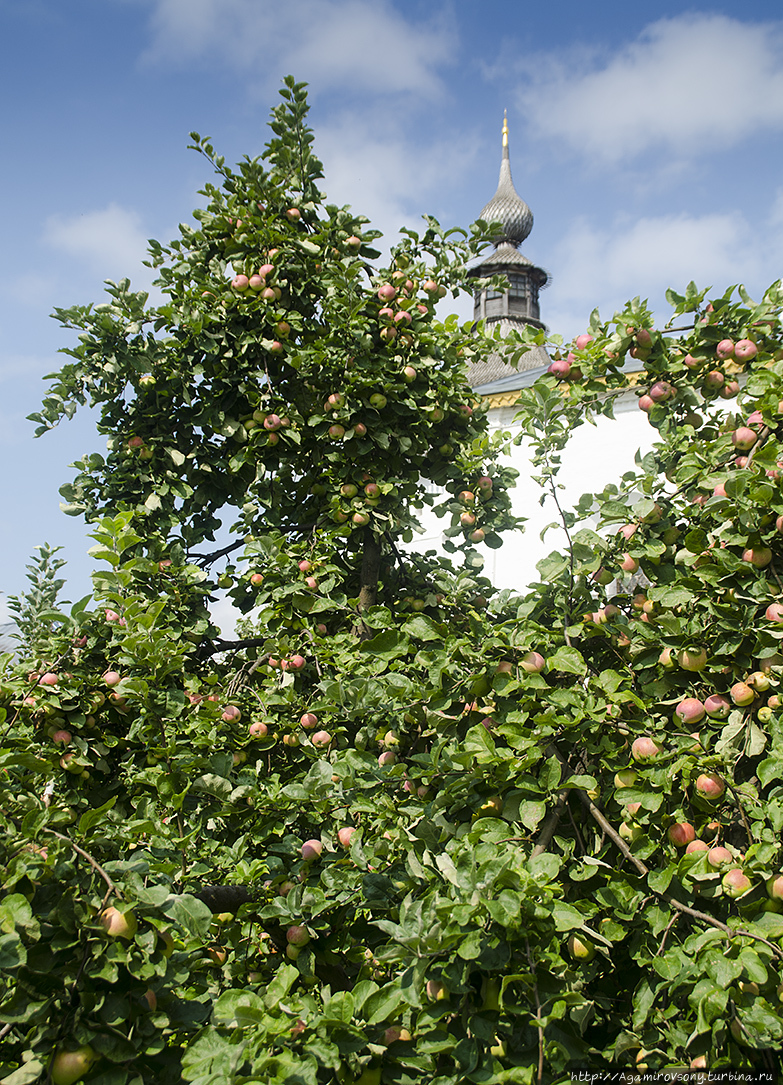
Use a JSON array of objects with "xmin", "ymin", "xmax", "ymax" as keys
[{"xmin": 467, "ymin": 114, "xmax": 550, "ymax": 388}]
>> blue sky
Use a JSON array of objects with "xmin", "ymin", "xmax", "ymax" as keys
[{"xmin": 2, "ymin": 0, "xmax": 783, "ymax": 619}]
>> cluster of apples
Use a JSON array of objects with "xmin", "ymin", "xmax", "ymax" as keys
[
  {"xmin": 247, "ymin": 710, "xmax": 332, "ymax": 752},
  {"xmin": 373, "ymin": 274, "xmax": 445, "ymax": 344},
  {"xmin": 637, "ymin": 335, "xmax": 759, "ymax": 413},
  {"xmin": 331, "ymin": 474, "xmax": 382, "ymax": 528},
  {"xmin": 243, "ymin": 409, "xmax": 292, "ymax": 447},
  {"xmin": 229, "ymin": 256, "xmax": 280, "ymax": 299},
  {"xmin": 320, "ymin": 390, "xmax": 375, "ymax": 444},
  {"xmin": 456, "ymin": 477, "xmax": 494, "ymax": 544},
  {"xmin": 547, "ymin": 332, "xmax": 594, "ymax": 380},
  {"xmin": 125, "ymin": 434, "xmax": 153, "ymax": 459}
]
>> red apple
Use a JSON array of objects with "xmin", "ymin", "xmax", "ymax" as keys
[
  {"xmin": 300, "ymin": 712, "xmax": 318, "ymax": 729},
  {"xmin": 337, "ymin": 827, "xmax": 356, "ymax": 848},
  {"xmin": 285, "ymin": 207, "xmax": 301, "ymax": 222},
  {"xmin": 685, "ymin": 839, "xmax": 709, "ymax": 854},
  {"xmin": 722, "ymin": 867, "xmax": 751, "ymax": 897},
  {"xmin": 742, "ymin": 547, "xmax": 772, "ymax": 567},
  {"xmin": 286, "ymin": 924, "xmax": 310, "ymax": 946},
  {"xmin": 231, "ymin": 274, "xmax": 249, "ymax": 291},
  {"xmin": 678, "ymin": 647, "xmax": 708, "ymax": 672},
  {"xmin": 620, "ymin": 553, "xmax": 639, "ymax": 574},
  {"xmin": 649, "ymin": 380, "xmax": 675, "ymax": 402},
  {"xmin": 734, "ymin": 339, "xmax": 758, "ymax": 361},
  {"xmin": 716, "ymin": 338, "xmax": 735, "ymax": 360},
  {"xmin": 301, "ymin": 839, "xmax": 322, "ymax": 861},
  {"xmin": 707, "ymin": 846, "xmax": 733, "ymax": 867},
  {"xmin": 730, "ymin": 682, "xmax": 755, "ymax": 706},
  {"xmin": 548, "ymin": 358, "xmax": 571, "ymax": 379},
  {"xmin": 311, "ymin": 730, "xmax": 331, "ymax": 748},
  {"xmin": 638, "ymin": 395, "xmax": 654, "ymax": 413},
  {"xmin": 632, "ymin": 736, "xmax": 662, "ymax": 761},
  {"xmin": 696, "ymin": 773, "xmax": 725, "ymax": 800},
  {"xmin": 103, "ymin": 670, "xmax": 122, "ymax": 687},
  {"xmin": 222, "ymin": 705, "xmax": 242, "ymax": 722},
  {"xmin": 520, "ymin": 652, "xmax": 545, "ymax": 673},
  {"xmin": 99, "ymin": 906, "xmax": 137, "ymax": 940},
  {"xmin": 675, "ymin": 698, "xmax": 705, "ymax": 724},
  {"xmin": 39, "ymin": 672, "xmax": 58, "ymax": 686},
  {"xmin": 668, "ymin": 822, "xmax": 696, "ymax": 846},
  {"xmin": 704, "ymin": 693, "xmax": 731, "ymax": 718},
  {"xmin": 732, "ymin": 427, "xmax": 757, "ymax": 451}
]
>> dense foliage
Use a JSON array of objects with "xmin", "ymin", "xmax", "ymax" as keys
[{"xmin": 2, "ymin": 78, "xmax": 783, "ymax": 1083}]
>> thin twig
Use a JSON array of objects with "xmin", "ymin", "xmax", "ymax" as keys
[
  {"xmin": 656, "ymin": 912, "xmax": 680, "ymax": 957},
  {"xmin": 44, "ymin": 831, "xmax": 118, "ymax": 899},
  {"xmin": 525, "ymin": 938, "xmax": 545, "ymax": 1085}
]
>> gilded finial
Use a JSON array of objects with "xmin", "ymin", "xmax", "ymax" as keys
[{"xmin": 502, "ymin": 110, "xmax": 508, "ymax": 149}]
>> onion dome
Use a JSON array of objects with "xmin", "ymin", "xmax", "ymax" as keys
[{"xmin": 478, "ymin": 112, "xmax": 533, "ymax": 246}]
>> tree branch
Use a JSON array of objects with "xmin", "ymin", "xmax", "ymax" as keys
[
  {"xmin": 530, "ymin": 790, "xmax": 569, "ymax": 859},
  {"xmin": 44, "ymin": 831, "xmax": 118, "ymax": 901}
]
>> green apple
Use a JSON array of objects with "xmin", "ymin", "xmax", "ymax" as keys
[
  {"xmin": 567, "ymin": 934, "xmax": 596, "ymax": 961},
  {"xmin": 51, "ymin": 1046, "xmax": 98, "ymax": 1085}
]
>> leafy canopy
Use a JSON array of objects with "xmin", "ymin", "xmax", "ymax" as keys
[{"xmin": 2, "ymin": 77, "xmax": 783, "ymax": 1083}]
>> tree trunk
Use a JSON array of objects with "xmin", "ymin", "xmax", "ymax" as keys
[{"xmin": 356, "ymin": 528, "xmax": 381, "ymax": 628}]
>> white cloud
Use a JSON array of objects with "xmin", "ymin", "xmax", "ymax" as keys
[
  {"xmin": 141, "ymin": 0, "xmax": 456, "ymax": 97},
  {"xmin": 518, "ymin": 14, "xmax": 783, "ymax": 164},
  {"xmin": 317, "ymin": 113, "xmax": 483, "ymax": 250},
  {"xmin": 43, "ymin": 203, "xmax": 152, "ymax": 284},
  {"xmin": 544, "ymin": 208, "xmax": 770, "ymax": 338}
]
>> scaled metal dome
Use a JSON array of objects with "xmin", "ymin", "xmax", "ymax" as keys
[{"xmin": 478, "ymin": 112, "xmax": 533, "ymax": 246}]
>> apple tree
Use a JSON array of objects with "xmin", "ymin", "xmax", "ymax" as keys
[{"xmin": 2, "ymin": 75, "xmax": 783, "ymax": 1083}]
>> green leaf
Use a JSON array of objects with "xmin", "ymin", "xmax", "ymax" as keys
[
  {"xmin": 213, "ymin": 989, "xmax": 267, "ymax": 1027},
  {"xmin": 552, "ymin": 902, "xmax": 585, "ymax": 931},
  {"xmin": 0, "ymin": 1061, "xmax": 47, "ymax": 1085},
  {"xmin": 548, "ymin": 646, "xmax": 586, "ymax": 675},
  {"xmin": 263, "ymin": 963, "xmax": 299, "ymax": 1010},
  {"xmin": 163, "ymin": 893, "xmax": 214, "ymax": 939},
  {"xmin": 404, "ymin": 615, "xmax": 442, "ymax": 641},
  {"xmin": 359, "ymin": 629, "xmax": 409, "ymax": 660},
  {"xmin": 78, "ymin": 796, "xmax": 117, "ymax": 836},
  {"xmin": 0, "ymin": 932, "xmax": 26, "ymax": 970},
  {"xmin": 363, "ymin": 984, "xmax": 405, "ymax": 1025}
]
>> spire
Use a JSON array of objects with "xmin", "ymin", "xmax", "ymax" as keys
[{"xmin": 479, "ymin": 113, "xmax": 533, "ymax": 247}]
